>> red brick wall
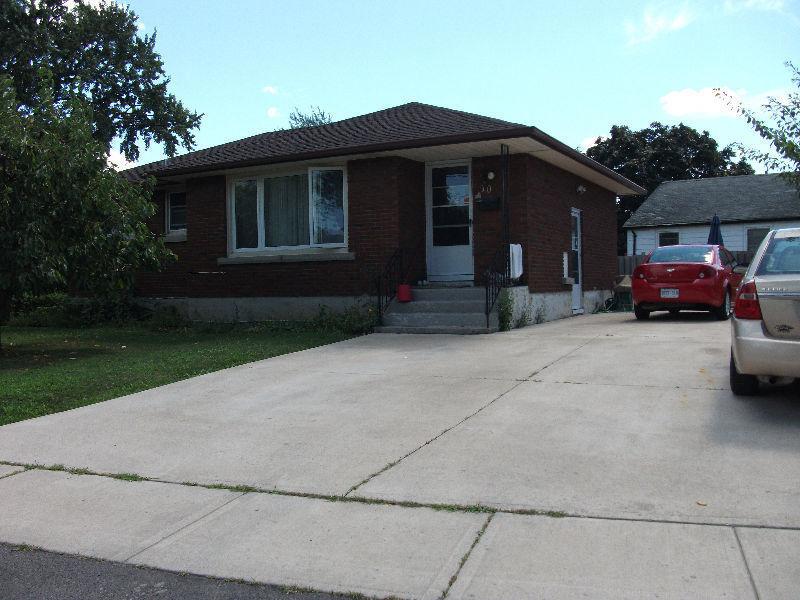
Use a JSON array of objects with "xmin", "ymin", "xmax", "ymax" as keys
[
  {"xmin": 396, "ymin": 158, "xmax": 427, "ymax": 282},
  {"xmin": 472, "ymin": 154, "xmax": 529, "ymax": 285},
  {"xmin": 135, "ymin": 158, "xmax": 425, "ymax": 298},
  {"xmin": 135, "ymin": 152, "xmax": 615, "ymax": 299},
  {"xmin": 524, "ymin": 155, "xmax": 617, "ymax": 293}
]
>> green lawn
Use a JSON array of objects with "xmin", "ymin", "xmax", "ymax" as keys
[{"xmin": 0, "ymin": 324, "xmax": 352, "ymax": 426}]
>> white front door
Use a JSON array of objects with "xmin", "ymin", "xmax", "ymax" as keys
[
  {"xmin": 426, "ymin": 163, "xmax": 474, "ymax": 282},
  {"xmin": 570, "ymin": 208, "xmax": 584, "ymax": 313}
]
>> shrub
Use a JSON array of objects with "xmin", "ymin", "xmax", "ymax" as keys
[
  {"xmin": 146, "ymin": 305, "xmax": 188, "ymax": 331},
  {"xmin": 10, "ymin": 293, "xmax": 144, "ymax": 327},
  {"xmin": 310, "ymin": 304, "xmax": 376, "ymax": 335},
  {"xmin": 498, "ymin": 289, "xmax": 513, "ymax": 332}
]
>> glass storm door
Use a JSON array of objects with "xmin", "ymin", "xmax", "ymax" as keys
[
  {"xmin": 427, "ymin": 164, "xmax": 474, "ymax": 281},
  {"xmin": 570, "ymin": 208, "xmax": 584, "ymax": 313}
]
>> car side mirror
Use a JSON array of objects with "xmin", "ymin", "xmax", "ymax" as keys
[{"xmin": 733, "ymin": 265, "xmax": 748, "ymax": 275}]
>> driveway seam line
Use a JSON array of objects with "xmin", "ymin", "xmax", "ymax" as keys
[
  {"xmin": 121, "ymin": 492, "xmax": 247, "ymax": 564},
  {"xmin": 523, "ymin": 333, "xmax": 604, "ymax": 380},
  {"xmin": 440, "ymin": 513, "xmax": 494, "ymax": 599},
  {"xmin": 0, "ymin": 467, "xmax": 25, "ymax": 481},
  {"xmin": 341, "ymin": 379, "xmax": 528, "ymax": 497},
  {"xmin": 342, "ymin": 334, "xmax": 603, "ymax": 498},
  {"xmin": 733, "ymin": 526, "xmax": 762, "ymax": 600},
  {"xmin": 3, "ymin": 461, "xmax": 800, "ymax": 532}
]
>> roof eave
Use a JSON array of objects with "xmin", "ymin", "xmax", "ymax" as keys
[
  {"xmin": 624, "ymin": 215, "xmax": 800, "ymax": 228},
  {"xmin": 524, "ymin": 126, "xmax": 645, "ymax": 195},
  {"xmin": 153, "ymin": 126, "xmax": 645, "ymax": 195}
]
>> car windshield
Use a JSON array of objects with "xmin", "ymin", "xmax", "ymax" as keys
[
  {"xmin": 756, "ymin": 234, "xmax": 800, "ymax": 275},
  {"xmin": 648, "ymin": 246, "xmax": 713, "ymax": 264}
]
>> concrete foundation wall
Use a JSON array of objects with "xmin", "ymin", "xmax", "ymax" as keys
[
  {"xmin": 506, "ymin": 286, "xmax": 611, "ymax": 327},
  {"xmin": 138, "ymin": 296, "xmax": 373, "ymax": 322}
]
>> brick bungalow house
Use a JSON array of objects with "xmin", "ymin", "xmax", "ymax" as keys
[{"xmin": 124, "ymin": 102, "xmax": 643, "ymax": 332}]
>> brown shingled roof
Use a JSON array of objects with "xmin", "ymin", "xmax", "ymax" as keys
[{"xmin": 122, "ymin": 102, "xmax": 644, "ymax": 194}]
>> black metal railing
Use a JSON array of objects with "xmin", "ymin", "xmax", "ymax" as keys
[
  {"xmin": 376, "ymin": 248, "xmax": 403, "ymax": 323},
  {"xmin": 375, "ymin": 239, "xmax": 425, "ymax": 324},
  {"xmin": 483, "ymin": 142, "xmax": 513, "ymax": 329},
  {"xmin": 484, "ymin": 243, "xmax": 511, "ymax": 328}
]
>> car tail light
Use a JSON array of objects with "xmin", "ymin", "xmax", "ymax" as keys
[
  {"xmin": 734, "ymin": 280, "xmax": 762, "ymax": 320},
  {"xmin": 697, "ymin": 265, "xmax": 715, "ymax": 279}
]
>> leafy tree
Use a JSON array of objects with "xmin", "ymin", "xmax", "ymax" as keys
[
  {"xmin": 0, "ymin": 0, "xmax": 201, "ymax": 161},
  {"xmin": 0, "ymin": 73, "xmax": 172, "ymax": 347},
  {"xmin": 716, "ymin": 61, "xmax": 800, "ymax": 192},
  {"xmin": 586, "ymin": 123, "xmax": 754, "ymax": 253},
  {"xmin": 288, "ymin": 105, "xmax": 332, "ymax": 129}
]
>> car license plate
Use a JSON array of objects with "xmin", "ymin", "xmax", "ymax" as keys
[{"xmin": 660, "ymin": 288, "xmax": 679, "ymax": 298}]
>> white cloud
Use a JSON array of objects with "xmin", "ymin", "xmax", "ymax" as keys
[
  {"xmin": 660, "ymin": 86, "xmax": 789, "ymax": 118},
  {"xmin": 107, "ymin": 148, "xmax": 136, "ymax": 171},
  {"xmin": 579, "ymin": 135, "xmax": 605, "ymax": 151},
  {"xmin": 660, "ymin": 87, "xmax": 739, "ymax": 117},
  {"xmin": 266, "ymin": 106, "xmax": 280, "ymax": 118},
  {"xmin": 724, "ymin": 0, "xmax": 784, "ymax": 12},
  {"xmin": 262, "ymin": 85, "xmax": 278, "ymax": 95},
  {"xmin": 625, "ymin": 5, "xmax": 693, "ymax": 45}
]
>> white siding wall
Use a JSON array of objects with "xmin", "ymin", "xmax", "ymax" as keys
[{"xmin": 626, "ymin": 220, "xmax": 800, "ymax": 255}]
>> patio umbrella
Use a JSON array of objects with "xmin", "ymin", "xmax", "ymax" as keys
[{"xmin": 707, "ymin": 214, "xmax": 724, "ymax": 245}]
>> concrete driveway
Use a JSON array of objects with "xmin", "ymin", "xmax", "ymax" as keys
[{"xmin": 1, "ymin": 313, "xmax": 798, "ymax": 599}]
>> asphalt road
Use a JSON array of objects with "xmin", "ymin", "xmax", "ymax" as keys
[{"xmin": 0, "ymin": 543, "xmax": 346, "ymax": 600}]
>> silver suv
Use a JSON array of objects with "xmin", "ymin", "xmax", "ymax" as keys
[{"xmin": 730, "ymin": 227, "xmax": 800, "ymax": 395}]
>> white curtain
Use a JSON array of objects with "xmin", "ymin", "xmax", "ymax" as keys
[{"xmin": 264, "ymin": 175, "xmax": 309, "ymax": 247}]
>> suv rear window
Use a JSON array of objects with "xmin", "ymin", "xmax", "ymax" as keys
[
  {"xmin": 648, "ymin": 246, "xmax": 713, "ymax": 264},
  {"xmin": 757, "ymin": 234, "xmax": 800, "ymax": 275}
]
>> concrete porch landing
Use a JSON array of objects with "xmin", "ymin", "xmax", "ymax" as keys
[
  {"xmin": 375, "ymin": 286, "xmax": 499, "ymax": 334},
  {"xmin": 1, "ymin": 313, "xmax": 799, "ymax": 598}
]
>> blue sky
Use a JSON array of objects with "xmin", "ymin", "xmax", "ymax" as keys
[{"xmin": 121, "ymin": 0, "xmax": 799, "ymax": 171}]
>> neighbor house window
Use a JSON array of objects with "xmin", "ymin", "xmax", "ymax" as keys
[
  {"xmin": 231, "ymin": 168, "xmax": 346, "ymax": 252},
  {"xmin": 747, "ymin": 228, "xmax": 770, "ymax": 255},
  {"xmin": 658, "ymin": 231, "xmax": 679, "ymax": 247},
  {"xmin": 164, "ymin": 192, "xmax": 187, "ymax": 241}
]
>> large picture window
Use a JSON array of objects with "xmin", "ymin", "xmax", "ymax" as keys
[{"xmin": 231, "ymin": 168, "xmax": 346, "ymax": 252}]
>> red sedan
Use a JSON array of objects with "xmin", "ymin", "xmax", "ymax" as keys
[{"xmin": 632, "ymin": 244, "xmax": 745, "ymax": 320}]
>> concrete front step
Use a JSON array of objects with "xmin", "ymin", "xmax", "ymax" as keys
[
  {"xmin": 383, "ymin": 311, "xmax": 498, "ymax": 329},
  {"xmin": 389, "ymin": 300, "xmax": 486, "ymax": 314},
  {"xmin": 379, "ymin": 285, "xmax": 499, "ymax": 334},
  {"xmin": 374, "ymin": 325, "xmax": 498, "ymax": 335},
  {"xmin": 409, "ymin": 287, "xmax": 486, "ymax": 302}
]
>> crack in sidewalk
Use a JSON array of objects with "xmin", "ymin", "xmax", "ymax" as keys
[
  {"xmin": 733, "ymin": 527, "xmax": 762, "ymax": 600},
  {"xmin": 122, "ymin": 492, "xmax": 247, "ymax": 563},
  {"xmin": 440, "ymin": 513, "xmax": 494, "ymax": 599}
]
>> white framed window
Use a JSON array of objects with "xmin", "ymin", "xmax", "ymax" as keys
[
  {"xmin": 165, "ymin": 191, "xmax": 187, "ymax": 242},
  {"xmin": 746, "ymin": 227, "xmax": 770, "ymax": 255},
  {"xmin": 229, "ymin": 167, "xmax": 347, "ymax": 253},
  {"xmin": 658, "ymin": 231, "xmax": 679, "ymax": 247}
]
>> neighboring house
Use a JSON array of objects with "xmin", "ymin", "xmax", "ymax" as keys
[
  {"xmin": 625, "ymin": 174, "xmax": 800, "ymax": 256},
  {"xmin": 124, "ymin": 102, "xmax": 643, "ymax": 331}
]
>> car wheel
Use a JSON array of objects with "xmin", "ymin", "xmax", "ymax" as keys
[
  {"xmin": 714, "ymin": 289, "xmax": 731, "ymax": 320},
  {"xmin": 730, "ymin": 353, "xmax": 758, "ymax": 395},
  {"xmin": 634, "ymin": 305, "xmax": 650, "ymax": 320}
]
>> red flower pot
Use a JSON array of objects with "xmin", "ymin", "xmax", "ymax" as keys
[{"xmin": 397, "ymin": 284, "xmax": 413, "ymax": 303}]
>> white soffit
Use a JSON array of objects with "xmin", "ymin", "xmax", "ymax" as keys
[{"xmin": 163, "ymin": 136, "xmax": 635, "ymax": 195}]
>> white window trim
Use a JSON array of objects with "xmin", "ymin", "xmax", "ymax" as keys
[
  {"xmin": 164, "ymin": 190, "xmax": 187, "ymax": 242},
  {"xmin": 227, "ymin": 166, "xmax": 348, "ymax": 256}
]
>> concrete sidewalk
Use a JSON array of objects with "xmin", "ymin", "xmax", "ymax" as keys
[{"xmin": 1, "ymin": 313, "xmax": 798, "ymax": 598}]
